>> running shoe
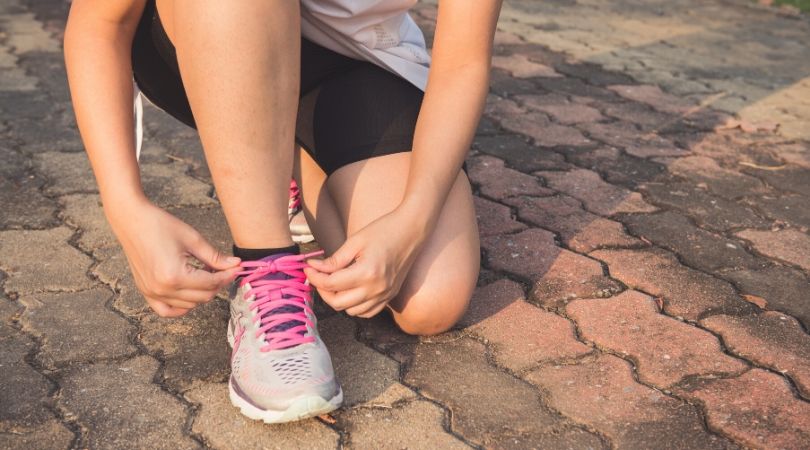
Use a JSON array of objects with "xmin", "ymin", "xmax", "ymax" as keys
[
  {"xmin": 227, "ymin": 251, "xmax": 342, "ymax": 423},
  {"xmin": 288, "ymin": 179, "xmax": 314, "ymax": 243}
]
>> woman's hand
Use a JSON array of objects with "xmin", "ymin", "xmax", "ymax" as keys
[
  {"xmin": 108, "ymin": 198, "xmax": 241, "ymax": 318},
  {"xmin": 304, "ymin": 207, "xmax": 428, "ymax": 318}
]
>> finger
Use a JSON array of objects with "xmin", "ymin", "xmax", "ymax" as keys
[
  {"xmin": 180, "ymin": 265, "xmax": 241, "ymax": 291},
  {"xmin": 146, "ymin": 298, "xmax": 192, "ymax": 318},
  {"xmin": 307, "ymin": 238, "xmax": 361, "ymax": 274},
  {"xmin": 355, "ymin": 301, "xmax": 389, "ymax": 319},
  {"xmin": 319, "ymin": 286, "xmax": 368, "ymax": 312},
  {"xmin": 345, "ymin": 298, "xmax": 384, "ymax": 317},
  {"xmin": 184, "ymin": 231, "xmax": 241, "ymax": 270},
  {"xmin": 163, "ymin": 288, "xmax": 218, "ymax": 305},
  {"xmin": 305, "ymin": 263, "xmax": 366, "ymax": 292}
]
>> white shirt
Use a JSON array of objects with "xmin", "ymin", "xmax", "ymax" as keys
[{"xmin": 300, "ymin": 0, "xmax": 432, "ymax": 91}]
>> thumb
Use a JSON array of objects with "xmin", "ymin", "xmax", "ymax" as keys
[
  {"xmin": 308, "ymin": 239, "xmax": 360, "ymax": 274},
  {"xmin": 185, "ymin": 232, "xmax": 240, "ymax": 270}
]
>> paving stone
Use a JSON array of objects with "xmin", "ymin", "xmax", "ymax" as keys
[
  {"xmin": 686, "ymin": 131, "xmax": 786, "ymax": 168},
  {"xmin": 515, "ymin": 94, "xmax": 604, "ymax": 124},
  {"xmin": 59, "ymin": 355, "xmax": 198, "ymax": 449},
  {"xmin": 0, "ymin": 176, "xmax": 58, "ymax": 229},
  {"xmin": 504, "ymin": 195, "xmax": 643, "ymax": 253},
  {"xmin": 743, "ymin": 165, "xmax": 810, "ymax": 197},
  {"xmin": 0, "ymin": 421, "xmax": 73, "ymax": 450},
  {"xmin": 492, "ymin": 53, "xmax": 560, "ymax": 78},
  {"xmin": 622, "ymin": 211, "xmax": 763, "ymax": 272},
  {"xmin": 701, "ymin": 312, "xmax": 810, "ymax": 397},
  {"xmin": 774, "ymin": 142, "xmax": 810, "ymax": 169},
  {"xmin": 499, "ymin": 112, "xmax": 593, "ymax": 148},
  {"xmin": 9, "ymin": 117, "xmax": 84, "ymax": 153},
  {"xmin": 535, "ymin": 77, "xmax": 621, "ymax": 102},
  {"xmin": 667, "ymin": 156, "xmax": 767, "ymax": 200},
  {"xmin": 184, "ymin": 380, "xmax": 339, "ymax": 450},
  {"xmin": 402, "ymin": 338, "xmax": 604, "ymax": 448},
  {"xmin": 473, "ymin": 196, "xmax": 526, "ymax": 237},
  {"xmin": 722, "ymin": 266, "xmax": 810, "ymax": 329},
  {"xmin": 590, "ymin": 248, "xmax": 755, "ymax": 321},
  {"xmin": 355, "ymin": 311, "xmax": 418, "ymax": 357},
  {"xmin": 640, "ymin": 182, "xmax": 769, "ymax": 232},
  {"xmin": 0, "ymin": 227, "xmax": 94, "ymax": 294},
  {"xmin": 319, "ymin": 314, "xmax": 401, "ymax": 407},
  {"xmin": 600, "ymin": 102, "xmax": 680, "ymax": 132},
  {"xmin": 736, "ymin": 228, "xmax": 810, "ymax": 272},
  {"xmin": 608, "ymin": 85, "xmax": 695, "ymax": 114},
  {"xmin": 473, "ymin": 134, "xmax": 571, "ymax": 172},
  {"xmin": 140, "ymin": 162, "xmax": 216, "ymax": 208},
  {"xmin": 577, "ymin": 121, "xmax": 688, "ymax": 159},
  {"xmin": 538, "ymin": 168, "xmax": 657, "ymax": 216},
  {"xmin": 18, "ymin": 288, "xmax": 135, "ymax": 368},
  {"xmin": 564, "ymin": 145, "xmax": 667, "ymax": 189},
  {"xmin": 467, "ymin": 155, "xmax": 552, "ymax": 200},
  {"xmin": 553, "ymin": 61, "xmax": 635, "ymax": 86},
  {"xmin": 484, "ymin": 94, "xmax": 525, "ymax": 118},
  {"xmin": 460, "ymin": 279, "xmax": 591, "ymax": 371},
  {"xmin": 59, "ymin": 194, "xmax": 116, "ymax": 253},
  {"xmin": 743, "ymin": 194, "xmax": 810, "ymax": 229},
  {"xmin": 488, "ymin": 68, "xmax": 541, "ymax": 96},
  {"xmin": 139, "ymin": 300, "xmax": 230, "ymax": 391},
  {"xmin": 677, "ymin": 369, "xmax": 810, "ymax": 449},
  {"xmin": 34, "ymin": 151, "xmax": 97, "ymax": 195},
  {"xmin": 526, "ymin": 354, "xmax": 736, "ymax": 449},
  {"xmin": 481, "ymin": 228, "xmax": 622, "ymax": 309},
  {"xmin": 339, "ymin": 400, "xmax": 470, "ymax": 450},
  {"xmin": 0, "ymin": 322, "xmax": 54, "ymax": 429},
  {"xmin": 567, "ymin": 291, "xmax": 747, "ymax": 388}
]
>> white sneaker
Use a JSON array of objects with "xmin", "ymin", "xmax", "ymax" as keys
[
  {"xmin": 288, "ymin": 179, "xmax": 314, "ymax": 243},
  {"xmin": 227, "ymin": 251, "xmax": 342, "ymax": 423}
]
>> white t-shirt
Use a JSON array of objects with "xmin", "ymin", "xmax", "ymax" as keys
[{"xmin": 300, "ymin": 0, "xmax": 432, "ymax": 91}]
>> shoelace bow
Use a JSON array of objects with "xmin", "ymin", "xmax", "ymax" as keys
[{"xmin": 236, "ymin": 250, "xmax": 323, "ymax": 351}]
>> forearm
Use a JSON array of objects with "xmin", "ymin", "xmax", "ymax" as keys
[
  {"xmin": 64, "ymin": 2, "xmax": 147, "ymax": 223},
  {"xmin": 400, "ymin": 64, "xmax": 489, "ymax": 233}
]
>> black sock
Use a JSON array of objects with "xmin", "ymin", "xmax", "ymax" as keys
[{"xmin": 232, "ymin": 244, "xmax": 299, "ymax": 261}]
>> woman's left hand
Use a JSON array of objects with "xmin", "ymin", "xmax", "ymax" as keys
[{"xmin": 304, "ymin": 207, "xmax": 428, "ymax": 318}]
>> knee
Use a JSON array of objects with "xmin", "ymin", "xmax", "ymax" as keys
[{"xmin": 391, "ymin": 279, "xmax": 475, "ymax": 337}]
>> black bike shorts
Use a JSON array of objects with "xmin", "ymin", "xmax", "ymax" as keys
[{"xmin": 131, "ymin": 0, "xmax": 424, "ymax": 176}]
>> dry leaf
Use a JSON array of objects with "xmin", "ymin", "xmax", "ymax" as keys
[{"xmin": 742, "ymin": 294, "xmax": 768, "ymax": 309}]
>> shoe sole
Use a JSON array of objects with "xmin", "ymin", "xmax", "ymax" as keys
[
  {"xmin": 291, "ymin": 232, "xmax": 315, "ymax": 244},
  {"xmin": 229, "ymin": 380, "xmax": 343, "ymax": 424},
  {"xmin": 226, "ymin": 319, "xmax": 341, "ymax": 423}
]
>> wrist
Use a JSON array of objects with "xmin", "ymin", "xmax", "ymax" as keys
[
  {"xmin": 396, "ymin": 196, "xmax": 440, "ymax": 242},
  {"xmin": 102, "ymin": 188, "xmax": 151, "ymax": 228}
]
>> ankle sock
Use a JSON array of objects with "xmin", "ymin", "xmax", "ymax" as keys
[{"xmin": 232, "ymin": 244, "xmax": 299, "ymax": 262}]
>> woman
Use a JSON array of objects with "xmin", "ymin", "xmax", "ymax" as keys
[{"xmin": 64, "ymin": 0, "xmax": 501, "ymax": 423}]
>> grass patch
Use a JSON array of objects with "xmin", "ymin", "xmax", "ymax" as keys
[{"xmin": 770, "ymin": 0, "xmax": 810, "ymax": 13}]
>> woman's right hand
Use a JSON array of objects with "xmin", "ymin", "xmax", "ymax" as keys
[{"xmin": 107, "ymin": 198, "xmax": 241, "ymax": 318}]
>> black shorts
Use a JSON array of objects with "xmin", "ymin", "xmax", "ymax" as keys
[{"xmin": 131, "ymin": 0, "xmax": 424, "ymax": 176}]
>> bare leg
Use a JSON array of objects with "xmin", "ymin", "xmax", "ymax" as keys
[
  {"xmin": 158, "ymin": 0, "xmax": 300, "ymax": 248},
  {"xmin": 299, "ymin": 151, "xmax": 480, "ymax": 336}
]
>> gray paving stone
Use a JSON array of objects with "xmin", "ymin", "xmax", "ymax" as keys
[
  {"xmin": 0, "ymin": 176, "xmax": 59, "ymax": 229},
  {"xmin": 139, "ymin": 300, "xmax": 230, "ymax": 391},
  {"xmin": 577, "ymin": 122, "xmax": 687, "ymax": 160},
  {"xmin": 640, "ymin": 182, "xmax": 769, "ymax": 232},
  {"xmin": 0, "ymin": 421, "xmax": 73, "ymax": 450},
  {"xmin": 564, "ymin": 145, "xmax": 667, "ymax": 189},
  {"xmin": 319, "ymin": 314, "xmax": 400, "ymax": 407},
  {"xmin": 722, "ymin": 266, "xmax": 810, "ymax": 330},
  {"xmin": 0, "ymin": 227, "xmax": 94, "ymax": 294},
  {"xmin": 141, "ymin": 162, "xmax": 216, "ymax": 208},
  {"xmin": 59, "ymin": 355, "xmax": 199, "ymax": 450},
  {"xmin": 538, "ymin": 168, "xmax": 657, "ymax": 216},
  {"xmin": 0, "ymin": 322, "xmax": 53, "ymax": 429},
  {"xmin": 667, "ymin": 156, "xmax": 767, "ymax": 200},
  {"xmin": 339, "ymin": 400, "xmax": 471, "ymax": 450},
  {"xmin": 34, "ymin": 151, "xmax": 97, "ymax": 195},
  {"xmin": 184, "ymin": 380, "xmax": 339, "ymax": 450},
  {"xmin": 743, "ymin": 194, "xmax": 810, "ymax": 230},
  {"xmin": 622, "ymin": 210, "xmax": 765, "ymax": 272},
  {"xmin": 18, "ymin": 288, "xmax": 135, "ymax": 368},
  {"xmin": 59, "ymin": 194, "xmax": 116, "ymax": 253},
  {"xmin": 473, "ymin": 134, "xmax": 571, "ymax": 172}
]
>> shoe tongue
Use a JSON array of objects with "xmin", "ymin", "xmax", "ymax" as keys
[{"xmin": 254, "ymin": 253, "xmax": 307, "ymax": 340}]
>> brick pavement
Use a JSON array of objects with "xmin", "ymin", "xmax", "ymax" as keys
[{"xmin": 1, "ymin": 0, "xmax": 809, "ymax": 448}]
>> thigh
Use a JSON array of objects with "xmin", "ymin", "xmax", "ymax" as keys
[{"xmin": 326, "ymin": 153, "xmax": 480, "ymax": 334}]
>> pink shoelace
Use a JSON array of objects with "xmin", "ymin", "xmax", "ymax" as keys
[
  {"xmin": 236, "ymin": 250, "xmax": 323, "ymax": 351},
  {"xmin": 288, "ymin": 179, "xmax": 302, "ymax": 213}
]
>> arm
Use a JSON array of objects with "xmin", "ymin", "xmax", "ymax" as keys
[
  {"xmin": 64, "ymin": 0, "xmax": 240, "ymax": 317},
  {"xmin": 399, "ymin": 0, "xmax": 503, "ymax": 234}
]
